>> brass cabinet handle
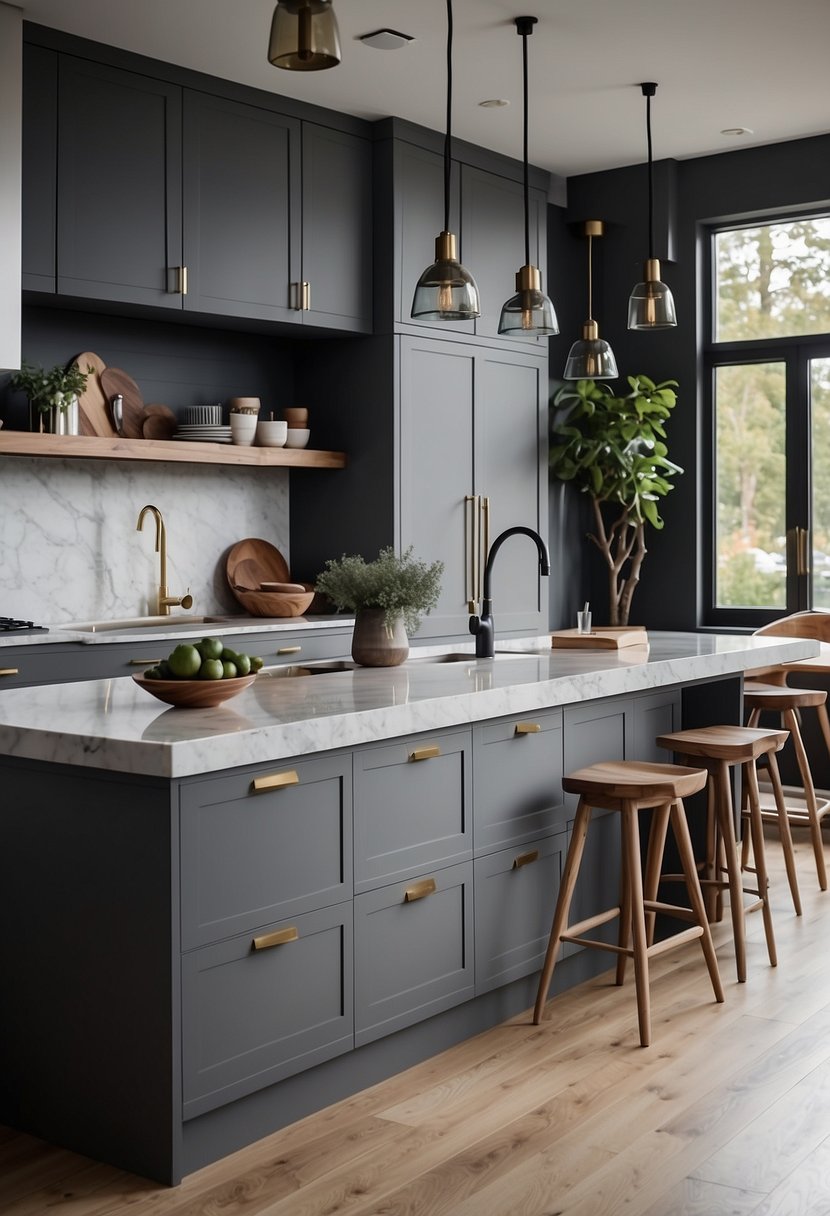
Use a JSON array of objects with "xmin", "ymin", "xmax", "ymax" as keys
[
  {"xmin": 251, "ymin": 770, "xmax": 300, "ymax": 793},
  {"xmin": 0, "ymin": 668, "xmax": 19, "ymax": 677},
  {"xmin": 512, "ymin": 849, "xmax": 540, "ymax": 870},
  {"xmin": 788, "ymin": 527, "xmax": 810, "ymax": 576},
  {"xmin": 276, "ymin": 646, "xmax": 302, "ymax": 655},
  {"xmin": 465, "ymin": 493, "xmax": 479, "ymax": 613},
  {"xmin": 130, "ymin": 658, "xmax": 162, "ymax": 666},
  {"xmin": 252, "ymin": 926, "xmax": 299, "ymax": 951},
  {"xmin": 175, "ymin": 265, "xmax": 188, "ymax": 295},
  {"xmin": 409, "ymin": 745, "xmax": 441, "ymax": 762},
  {"xmin": 514, "ymin": 722, "xmax": 541, "ymax": 735},
  {"xmin": 404, "ymin": 877, "xmax": 437, "ymax": 902},
  {"xmin": 302, "ymin": 281, "xmax": 311, "ymax": 311}
]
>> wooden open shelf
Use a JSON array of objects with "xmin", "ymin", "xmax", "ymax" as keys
[{"xmin": 0, "ymin": 431, "xmax": 346, "ymax": 469}]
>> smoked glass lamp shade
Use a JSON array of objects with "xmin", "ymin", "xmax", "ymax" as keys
[
  {"xmin": 268, "ymin": 0, "xmax": 341, "ymax": 71},
  {"xmin": 498, "ymin": 265, "xmax": 558, "ymax": 336},
  {"xmin": 564, "ymin": 323, "xmax": 619, "ymax": 379},
  {"xmin": 627, "ymin": 259, "xmax": 677, "ymax": 330},
  {"xmin": 411, "ymin": 231, "xmax": 481, "ymax": 320}
]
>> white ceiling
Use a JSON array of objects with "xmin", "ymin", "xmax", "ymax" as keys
[{"xmin": 17, "ymin": 0, "xmax": 830, "ymax": 178}]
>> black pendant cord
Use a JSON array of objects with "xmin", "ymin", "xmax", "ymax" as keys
[
  {"xmin": 443, "ymin": 0, "xmax": 452, "ymax": 235},
  {"xmin": 587, "ymin": 234, "xmax": 594, "ymax": 322},
  {"xmin": 646, "ymin": 89, "xmax": 654, "ymax": 260},
  {"xmin": 521, "ymin": 24, "xmax": 530, "ymax": 268}
]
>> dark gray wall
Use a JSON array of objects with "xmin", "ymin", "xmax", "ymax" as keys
[{"xmin": 551, "ymin": 133, "xmax": 830, "ymax": 629}]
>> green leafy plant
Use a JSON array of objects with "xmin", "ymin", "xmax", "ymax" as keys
[
  {"xmin": 9, "ymin": 360, "xmax": 91, "ymax": 413},
  {"xmin": 315, "ymin": 546, "xmax": 443, "ymax": 635},
  {"xmin": 551, "ymin": 374, "xmax": 683, "ymax": 625}
]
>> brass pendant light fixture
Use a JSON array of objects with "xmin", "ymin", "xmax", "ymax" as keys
[
  {"xmin": 627, "ymin": 82, "xmax": 677, "ymax": 329},
  {"xmin": 564, "ymin": 220, "xmax": 618, "ymax": 379},
  {"xmin": 411, "ymin": 0, "xmax": 481, "ymax": 320},
  {"xmin": 498, "ymin": 16, "xmax": 558, "ymax": 337},
  {"xmin": 268, "ymin": 0, "xmax": 341, "ymax": 72}
]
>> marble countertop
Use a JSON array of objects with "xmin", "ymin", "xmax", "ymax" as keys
[
  {"xmin": 0, "ymin": 631, "xmax": 818, "ymax": 779},
  {"xmin": 0, "ymin": 613, "xmax": 354, "ymax": 649}
]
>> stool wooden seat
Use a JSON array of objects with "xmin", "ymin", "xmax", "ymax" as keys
[
  {"xmin": 533, "ymin": 760, "xmax": 725, "ymax": 1048},
  {"xmin": 656, "ymin": 725, "xmax": 796, "ymax": 985},
  {"xmin": 743, "ymin": 681, "xmax": 830, "ymax": 891}
]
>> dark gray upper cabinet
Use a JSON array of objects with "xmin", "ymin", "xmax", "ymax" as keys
[
  {"xmin": 56, "ymin": 56, "xmax": 183, "ymax": 308},
  {"xmin": 21, "ymin": 43, "xmax": 57, "ymax": 293},
  {"xmin": 182, "ymin": 92, "xmax": 300, "ymax": 323}
]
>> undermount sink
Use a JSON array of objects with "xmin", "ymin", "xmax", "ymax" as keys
[
  {"xmin": 66, "ymin": 614, "xmax": 232, "ymax": 634},
  {"xmin": 261, "ymin": 652, "xmax": 542, "ymax": 678}
]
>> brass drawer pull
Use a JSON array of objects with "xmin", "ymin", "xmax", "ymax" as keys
[
  {"xmin": 0, "ymin": 668, "xmax": 19, "ymax": 677},
  {"xmin": 514, "ymin": 722, "xmax": 541, "ymax": 735},
  {"xmin": 404, "ymin": 877, "xmax": 437, "ymax": 902},
  {"xmin": 409, "ymin": 745, "xmax": 441, "ymax": 762},
  {"xmin": 252, "ymin": 926, "xmax": 299, "ymax": 951},
  {"xmin": 130, "ymin": 658, "xmax": 162, "ymax": 665},
  {"xmin": 175, "ymin": 264, "xmax": 188, "ymax": 295},
  {"xmin": 512, "ymin": 849, "xmax": 540, "ymax": 870},
  {"xmin": 251, "ymin": 770, "xmax": 300, "ymax": 793},
  {"xmin": 276, "ymin": 646, "xmax": 302, "ymax": 655}
]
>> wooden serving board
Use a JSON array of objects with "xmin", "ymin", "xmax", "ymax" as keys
[
  {"xmin": 70, "ymin": 352, "xmax": 114, "ymax": 437},
  {"xmin": 551, "ymin": 627, "xmax": 648, "ymax": 650},
  {"xmin": 100, "ymin": 367, "xmax": 146, "ymax": 439}
]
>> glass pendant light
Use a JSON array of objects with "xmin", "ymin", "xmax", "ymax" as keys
[
  {"xmin": 268, "ymin": 0, "xmax": 341, "ymax": 71},
  {"xmin": 498, "ymin": 16, "xmax": 558, "ymax": 337},
  {"xmin": 564, "ymin": 220, "xmax": 618, "ymax": 379},
  {"xmin": 411, "ymin": 0, "xmax": 480, "ymax": 320},
  {"xmin": 627, "ymin": 82, "xmax": 677, "ymax": 329}
]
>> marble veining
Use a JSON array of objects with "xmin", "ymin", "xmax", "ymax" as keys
[
  {"xmin": 0, "ymin": 456, "xmax": 289, "ymax": 624},
  {"xmin": 0, "ymin": 632, "xmax": 818, "ymax": 778}
]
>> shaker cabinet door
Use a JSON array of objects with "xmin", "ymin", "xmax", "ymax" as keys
[
  {"xmin": 57, "ymin": 57, "xmax": 182, "ymax": 307},
  {"xmin": 183, "ymin": 91, "xmax": 300, "ymax": 322}
]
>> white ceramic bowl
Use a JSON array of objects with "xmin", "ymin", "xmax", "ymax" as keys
[
  {"xmin": 284, "ymin": 427, "xmax": 310, "ymax": 449},
  {"xmin": 256, "ymin": 419, "xmax": 288, "ymax": 447},
  {"xmin": 229, "ymin": 413, "xmax": 258, "ymax": 446}
]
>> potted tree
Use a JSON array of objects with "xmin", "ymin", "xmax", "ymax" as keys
[
  {"xmin": 315, "ymin": 546, "xmax": 443, "ymax": 666},
  {"xmin": 551, "ymin": 374, "xmax": 682, "ymax": 626}
]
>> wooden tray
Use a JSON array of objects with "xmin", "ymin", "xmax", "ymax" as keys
[{"xmin": 551, "ymin": 627, "xmax": 648, "ymax": 650}]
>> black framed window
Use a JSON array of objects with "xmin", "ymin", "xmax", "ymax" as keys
[{"xmin": 705, "ymin": 214, "xmax": 830, "ymax": 627}]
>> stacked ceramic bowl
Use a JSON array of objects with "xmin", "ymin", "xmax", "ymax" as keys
[
  {"xmin": 175, "ymin": 403, "xmax": 231, "ymax": 443},
  {"xmin": 284, "ymin": 407, "xmax": 310, "ymax": 448}
]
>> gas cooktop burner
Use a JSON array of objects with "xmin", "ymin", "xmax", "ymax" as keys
[{"xmin": 0, "ymin": 617, "xmax": 49, "ymax": 634}]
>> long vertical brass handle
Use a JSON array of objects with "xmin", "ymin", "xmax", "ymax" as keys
[
  {"xmin": 480, "ymin": 496, "xmax": 491, "ymax": 603},
  {"xmin": 303, "ymin": 281, "xmax": 311, "ymax": 311},
  {"xmin": 798, "ymin": 527, "xmax": 810, "ymax": 576},
  {"xmin": 465, "ymin": 494, "xmax": 478, "ymax": 612},
  {"xmin": 176, "ymin": 265, "xmax": 188, "ymax": 295}
]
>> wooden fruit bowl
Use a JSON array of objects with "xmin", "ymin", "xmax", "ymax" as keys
[
  {"xmin": 231, "ymin": 586, "xmax": 315, "ymax": 618},
  {"xmin": 133, "ymin": 673, "xmax": 256, "ymax": 708}
]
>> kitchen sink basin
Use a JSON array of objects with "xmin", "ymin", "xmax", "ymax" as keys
[
  {"xmin": 66, "ymin": 614, "xmax": 233, "ymax": 633},
  {"xmin": 261, "ymin": 652, "xmax": 542, "ymax": 678}
]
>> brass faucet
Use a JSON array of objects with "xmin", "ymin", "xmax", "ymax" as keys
[{"xmin": 136, "ymin": 504, "xmax": 194, "ymax": 616}]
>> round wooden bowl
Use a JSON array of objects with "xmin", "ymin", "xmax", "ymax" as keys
[
  {"xmin": 231, "ymin": 586, "xmax": 315, "ymax": 618},
  {"xmin": 133, "ymin": 673, "xmax": 256, "ymax": 708},
  {"xmin": 226, "ymin": 538, "xmax": 290, "ymax": 591}
]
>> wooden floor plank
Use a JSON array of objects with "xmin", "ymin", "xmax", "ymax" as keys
[{"xmin": 748, "ymin": 1135, "xmax": 830, "ymax": 1215}]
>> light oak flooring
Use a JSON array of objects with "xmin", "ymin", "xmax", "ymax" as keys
[{"xmin": 5, "ymin": 830, "xmax": 830, "ymax": 1216}]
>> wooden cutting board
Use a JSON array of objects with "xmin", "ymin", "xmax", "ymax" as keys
[
  {"xmin": 142, "ymin": 404, "xmax": 177, "ymax": 441},
  {"xmin": 70, "ymin": 352, "xmax": 114, "ymax": 437},
  {"xmin": 551, "ymin": 627, "xmax": 648, "ymax": 650},
  {"xmin": 100, "ymin": 367, "xmax": 146, "ymax": 439}
]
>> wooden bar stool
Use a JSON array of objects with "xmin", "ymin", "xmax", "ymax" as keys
[
  {"xmin": 533, "ymin": 760, "xmax": 724, "ymax": 1048},
  {"xmin": 655, "ymin": 725, "xmax": 796, "ymax": 985}
]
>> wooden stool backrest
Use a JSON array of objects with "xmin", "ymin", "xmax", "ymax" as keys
[{"xmin": 748, "ymin": 611, "xmax": 830, "ymax": 678}]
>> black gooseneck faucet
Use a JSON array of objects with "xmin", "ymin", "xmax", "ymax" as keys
[{"xmin": 469, "ymin": 526, "xmax": 551, "ymax": 658}]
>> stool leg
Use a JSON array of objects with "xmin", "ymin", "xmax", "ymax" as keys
[
  {"xmin": 704, "ymin": 775, "xmax": 720, "ymax": 922},
  {"xmin": 714, "ymin": 759, "xmax": 747, "ymax": 982},
  {"xmin": 766, "ymin": 749, "xmax": 802, "ymax": 915},
  {"xmin": 533, "ymin": 797, "xmax": 592, "ymax": 1024},
  {"xmin": 743, "ymin": 760, "xmax": 777, "ymax": 967},
  {"xmin": 643, "ymin": 802, "xmax": 672, "ymax": 946},
  {"xmin": 621, "ymin": 800, "xmax": 651, "ymax": 1047},
  {"xmin": 670, "ymin": 798, "xmax": 725, "ymax": 1005},
  {"xmin": 783, "ymin": 707, "xmax": 828, "ymax": 891},
  {"xmin": 615, "ymin": 824, "xmax": 631, "ymax": 987},
  {"xmin": 747, "ymin": 707, "xmax": 761, "ymax": 730}
]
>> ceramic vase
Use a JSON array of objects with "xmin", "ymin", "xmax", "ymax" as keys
[{"xmin": 351, "ymin": 608, "xmax": 409, "ymax": 667}]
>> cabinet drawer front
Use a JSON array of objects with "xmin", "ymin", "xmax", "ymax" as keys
[
  {"xmin": 473, "ymin": 710, "xmax": 564, "ymax": 854},
  {"xmin": 474, "ymin": 833, "xmax": 564, "ymax": 995},
  {"xmin": 181, "ymin": 903, "xmax": 353, "ymax": 1119},
  {"xmin": 354, "ymin": 730, "xmax": 471, "ymax": 891},
  {"xmin": 180, "ymin": 752, "xmax": 352, "ymax": 949},
  {"xmin": 354, "ymin": 861, "xmax": 474, "ymax": 1047}
]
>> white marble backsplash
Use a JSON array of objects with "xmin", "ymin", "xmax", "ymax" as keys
[{"xmin": 0, "ymin": 456, "xmax": 290, "ymax": 623}]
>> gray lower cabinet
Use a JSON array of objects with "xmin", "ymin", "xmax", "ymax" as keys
[
  {"xmin": 354, "ymin": 860, "xmax": 474, "ymax": 1047},
  {"xmin": 473, "ymin": 708, "xmax": 564, "ymax": 854},
  {"xmin": 181, "ymin": 901, "xmax": 353, "ymax": 1119},
  {"xmin": 353, "ymin": 727, "xmax": 472, "ymax": 892},
  {"xmin": 474, "ymin": 832, "xmax": 565, "ymax": 995}
]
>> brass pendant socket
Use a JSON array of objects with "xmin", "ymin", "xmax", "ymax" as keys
[
  {"xmin": 435, "ymin": 231, "xmax": 459, "ymax": 262},
  {"xmin": 644, "ymin": 257, "xmax": 662, "ymax": 283},
  {"xmin": 581, "ymin": 319, "xmax": 599, "ymax": 340},
  {"xmin": 515, "ymin": 264, "xmax": 541, "ymax": 292},
  {"xmin": 584, "ymin": 219, "xmax": 604, "ymax": 238}
]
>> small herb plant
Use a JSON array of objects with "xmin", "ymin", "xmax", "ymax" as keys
[
  {"xmin": 9, "ymin": 360, "xmax": 91, "ymax": 413},
  {"xmin": 315, "ymin": 546, "xmax": 444, "ymax": 635},
  {"xmin": 551, "ymin": 374, "xmax": 682, "ymax": 626}
]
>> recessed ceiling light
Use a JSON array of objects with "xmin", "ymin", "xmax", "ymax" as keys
[
  {"xmin": 479, "ymin": 98, "xmax": 510, "ymax": 108},
  {"xmin": 721, "ymin": 127, "xmax": 754, "ymax": 136},
  {"xmin": 359, "ymin": 29, "xmax": 414, "ymax": 51}
]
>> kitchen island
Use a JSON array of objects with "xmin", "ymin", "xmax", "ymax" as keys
[{"xmin": 0, "ymin": 631, "xmax": 817, "ymax": 1183}]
